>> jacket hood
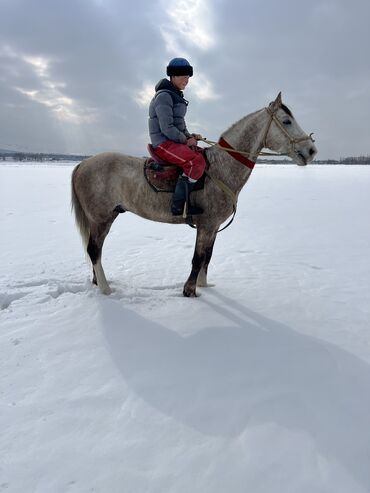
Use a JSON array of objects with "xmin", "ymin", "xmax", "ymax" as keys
[{"xmin": 154, "ymin": 78, "xmax": 183, "ymax": 97}]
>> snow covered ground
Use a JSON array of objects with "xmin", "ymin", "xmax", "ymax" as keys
[{"xmin": 1, "ymin": 162, "xmax": 369, "ymax": 493}]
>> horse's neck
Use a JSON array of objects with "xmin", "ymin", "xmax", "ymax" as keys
[
  {"xmin": 207, "ymin": 109, "xmax": 267, "ymax": 193},
  {"xmin": 223, "ymin": 108, "xmax": 267, "ymax": 161}
]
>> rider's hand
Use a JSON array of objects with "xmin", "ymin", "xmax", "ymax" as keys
[
  {"xmin": 187, "ymin": 137, "xmax": 197, "ymax": 147},
  {"xmin": 191, "ymin": 133, "xmax": 203, "ymax": 141}
]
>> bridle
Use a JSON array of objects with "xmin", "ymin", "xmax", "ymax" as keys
[
  {"xmin": 262, "ymin": 106, "xmax": 315, "ymax": 157},
  {"xmin": 202, "ymin": 105, "xmax": 315, "ymax": 163}
]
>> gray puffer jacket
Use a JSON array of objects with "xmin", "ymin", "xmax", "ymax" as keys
[{"xmin": 148, "ymin": 78, "xmax": 191, "ymax": 148}]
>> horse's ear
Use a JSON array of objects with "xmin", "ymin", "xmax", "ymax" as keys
[{"xmin": 269, "ymin": 92, "xmax": 282, "ymax": 112}]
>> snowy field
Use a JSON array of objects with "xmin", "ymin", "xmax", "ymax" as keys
[{"xmin": 1, "ymin": 162, "xmax": 370, "ymax": 493}]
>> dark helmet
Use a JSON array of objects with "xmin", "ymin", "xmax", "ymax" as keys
[{"xmin": 166, "ymin": 57, "xmax": 193, "ymax": 77}]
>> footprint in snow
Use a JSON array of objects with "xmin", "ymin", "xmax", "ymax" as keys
[{"xmin": 0, "ymin": 292, "xmax": 28, "ymax": 310}]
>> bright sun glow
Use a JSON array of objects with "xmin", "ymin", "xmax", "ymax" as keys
[
  {"xmin": 161, "ymin": 0, "xmax": 215, "ymax": 51},
  {"xmin": 157, "ymin": 0, "xmax": 218, "ymax": 101}
]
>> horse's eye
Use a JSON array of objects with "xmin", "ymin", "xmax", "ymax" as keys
[{"xmin": 283, "ymin": 120, "xmax": 292, "ymax": 125}]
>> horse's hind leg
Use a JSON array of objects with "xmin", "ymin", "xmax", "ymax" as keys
[{"xmin": 87, "ymin": 218, "xmax": 116, "ymax": 295}]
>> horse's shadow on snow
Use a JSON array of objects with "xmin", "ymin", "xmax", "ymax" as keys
[{"xmin": 101, "ymin": 290, "xmax": 370, "ymax": 489}]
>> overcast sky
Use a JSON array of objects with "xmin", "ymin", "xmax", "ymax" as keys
[{"xmin": 1, "ymin": 0, "xmax": 369, "ymax": 159}]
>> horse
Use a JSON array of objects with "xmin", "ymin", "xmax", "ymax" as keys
[{"xmin": 71, "ymin": 92, "xmax": 317, "ymax": 297}]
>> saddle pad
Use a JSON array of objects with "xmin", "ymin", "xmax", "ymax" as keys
[
  {"xmin": 144, "ymin": 158, "xmax": 206, "ymax": 193},
  {"xmin": 144, "ymin": 159, "xmax": 180, "ymax": 192}
]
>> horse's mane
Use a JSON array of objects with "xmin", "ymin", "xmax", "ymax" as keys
[
  {"xmin": 222, "ymin": 109, "xmax": 262, "ymax": 136},
  {"xmin": 221, "ymin": 104, "xmax": 294, "ymax": 140},
  {"xmin": 281, "ymin": 104, "xmax": 293, "ymax": 117}
]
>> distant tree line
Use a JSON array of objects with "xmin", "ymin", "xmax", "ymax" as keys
[
  {"xmin": 258, "ymin": 154, "xmax": 370, "ymax": 164},
  {"xmin": 338, "ymin": 155, "xmax": 370, "ymax": 164},
  {"xmin": 1, "ymin": 151, "xmax": 370, "ymax": 164},
  {"xmin": 0, "ymin": 152, "xmax": 91, "ymax": 162}
]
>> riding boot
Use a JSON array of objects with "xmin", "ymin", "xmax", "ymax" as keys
[{"xmin": 171, "ymin": 175, "xmax": 203, "ymax": 216}]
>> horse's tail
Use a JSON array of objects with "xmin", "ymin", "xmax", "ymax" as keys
[{"xmin": 71, "ymin": 163, "xmax": 90, "ymax": 247}]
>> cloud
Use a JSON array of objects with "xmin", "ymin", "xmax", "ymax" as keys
[
  {"xmin": 134, "ymin": 82, "xmax": 155, "ymax": 107},
  {"xmin": 159, "ymin": 0, "xmax": 216, "ymax": 54},
  {"xmin": 189, "ymin": 74, "xmax": 220, "ymax": 101}
]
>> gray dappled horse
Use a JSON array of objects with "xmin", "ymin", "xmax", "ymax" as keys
[{"xmin": 71, "ymin": 93, "xmax": 317, "ymax": 297}]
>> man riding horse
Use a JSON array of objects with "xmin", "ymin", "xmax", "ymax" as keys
[{"xmin": 148, "ymin": 57, "xmax": 205, "ymax": 216}]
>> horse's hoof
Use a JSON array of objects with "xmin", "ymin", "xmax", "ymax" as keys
[
  {"xmin": 100, "ymin": 285, "xmax": 112, "ymax": 295},
  {"xmin": 183, "ymin": 286, "xmax": 197, "ymax": 297}
]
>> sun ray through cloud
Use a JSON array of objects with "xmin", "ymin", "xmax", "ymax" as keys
[
  {"xmin": 156, "ymin": 0, "xmax": 219, "ymax": 101},
  {"xmin": 16, "ymin": 53, "xmax": 97, "ymax": 125}
]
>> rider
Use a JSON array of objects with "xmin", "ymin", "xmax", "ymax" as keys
[{"xmin": 148, "ymin": 57, "xmax": 205, "ymax": 216}]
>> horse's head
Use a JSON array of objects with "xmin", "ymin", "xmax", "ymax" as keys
[{"xmin": 264, "ymin": 92, "xmax": 317, "ymax": 166}]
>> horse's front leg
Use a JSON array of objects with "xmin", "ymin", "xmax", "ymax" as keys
[
  {"xmin": 197, "ymin": 233, "xmax": 217, "ymax": 287},
  {"xmin": 183, "ymin": 228, "xmax": 217, "ymax": 297}
]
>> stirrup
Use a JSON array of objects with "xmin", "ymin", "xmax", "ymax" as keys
[{"xmin": 171, "ymin": 203, "xmax": 203, "ymax": 217}]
